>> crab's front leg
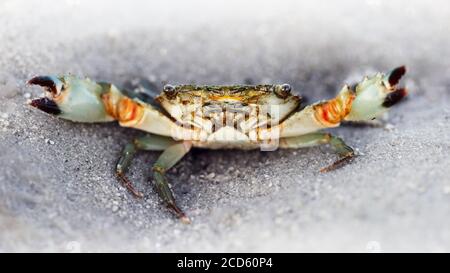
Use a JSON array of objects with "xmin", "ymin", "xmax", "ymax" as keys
[
  {"xmin": 280, "ymin": 132, "xmax": 355, "ymax": 172},
  {"xmin": 116, "ymin": 135, "xmax": 192, "ymax": 223},
  {"xmin": 116, "ymin": 134, "xmax": 178, "ymax": 197},
  {"xmin": 101, "ymin": 86, "xmax": 193, "ymax": 222}
]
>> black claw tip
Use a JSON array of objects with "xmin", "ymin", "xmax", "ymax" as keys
[
  {"xmin": 382, "ymin": 88, "xmax": 408, "ymax": 108},
  {"xmin": 28, "ymin": 76, "xmax": 59, "ymax": 94},
  {"xmin": 388, "ymin": 66, "xmax": 406, "ymax": 86},
  {"xmin": 29, "ymin": 97, "xmax": 61, "ymax": 115}
]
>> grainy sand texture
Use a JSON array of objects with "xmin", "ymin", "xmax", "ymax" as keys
[{"xmin": 0, "ymin": 0, "xmax": 449, "ymax": 252}]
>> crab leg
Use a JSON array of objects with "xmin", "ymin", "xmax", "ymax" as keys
[
  {"xmin": 342, "ymin": 120, "xmax": 384, "ymax": 128},
  {"xmin": 274, "ymin": 85, "xmax": 355, "ymax": 138},
  {"xmin": 280, "ymin": 132, "xmax": 355, "ymax": 172},
  {"xmin": 152, "ymin": 141, "xmax": 192, "ymax": 224},
  {"xmin": 116, "ymin": 134, "xmax": 178, "ymax": 197}
]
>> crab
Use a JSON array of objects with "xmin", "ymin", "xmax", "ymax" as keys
[{"xmin": 28, "ymin": 66, "xmax": 407, "ymax": 223}]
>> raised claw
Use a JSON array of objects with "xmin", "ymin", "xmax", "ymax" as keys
[
  {"xmin": 346, "ymin": 66, "xmax": 408, "ymax": 121},
  {"xmin": 29, "ymin": 97, "xmax": 61, "ymax": 115},
  {"xmin": 387, "ymin": 66, "xmax": 406, "ymax": 87},
  {"xmin": 382, "ymin": 87, "xmax": 408, "ymax": 108},
  {"xmin": 28, "ymin": 75, "xmax": 63, "ymax": 95}
]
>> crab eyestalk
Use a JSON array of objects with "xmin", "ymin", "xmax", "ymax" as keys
[
  {"xmin": 28, "ymin": 75, "xmax": 114, "ymax": 122},
  {"xmin": 345, "ymin": 66, "xmax": 407, "ymax": 121}
]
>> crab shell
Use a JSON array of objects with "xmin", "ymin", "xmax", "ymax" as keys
[{"xmin": 153, "ymin": 84, "xmax": 301, "ymax": 148}]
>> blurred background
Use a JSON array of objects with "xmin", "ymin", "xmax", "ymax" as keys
[{"xmin": 0, "ymin": 0, "xmax": 449, "ymax": 252}]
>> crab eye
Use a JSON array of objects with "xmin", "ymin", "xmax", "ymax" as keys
[
  {"xmin": 163, "ymin": 84, "xmax": 177, "ymax": 98},
  {"xmin": 163, "ymin": 84, "xmax": 175, "ymax": 93},
  {"xmin": 274, "ymin": 84, "xmax": 291, "ymax": 98},
  {"xmin": 281, "ymin": 84, "xmax": 291, "ymax": 93}
]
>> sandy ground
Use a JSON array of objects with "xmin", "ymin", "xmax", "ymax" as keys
[{"xmin": 0, "ymin": 0, "xmax": 449, "ymax": 252}]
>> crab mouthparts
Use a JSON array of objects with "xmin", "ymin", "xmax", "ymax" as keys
[{"xmin": 29, "ymin": 97, "xmax": 61, "ymax": 115}]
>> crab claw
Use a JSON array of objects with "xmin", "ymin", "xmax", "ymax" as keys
[
  {"xmin": 382, "ymin": 87, "xmax": 408, "ymax": 108},
  {"xmin": 29, "ymin": 97, "xmax": 61, "ymax": 115},
  {"xmin": 381, "ymin": 66, "xmax": 408, "ymax": 108},
  {"xmin": 387, "ymin": 66, "xmax": 406, "ymax": 87},
  {"xmin": 345, "ymin": 66, "xmax": 408, "ymax": 121},
  {"xmin": 27, "ymin": 75, "xmax": 114, "ymax": 122},
  {"xmin": 28, "ymin": 76, "xmax": 63, "ymax": 95}
]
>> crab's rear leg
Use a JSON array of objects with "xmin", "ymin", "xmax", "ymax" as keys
[
  {"xmin": 280, "ymin": 132, "xmax": 355, "ymax": 172},
  {"xmin": 116, "ymin": 134, "xmax": 177, "ymax": 197}
]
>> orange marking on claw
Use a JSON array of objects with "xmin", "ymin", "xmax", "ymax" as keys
[
  {"xmin": 118, "ymin": 98, "xmax": 141, "ymax": 122},
  {"xmin": 315, "ymin": 92, "xmax": 355, "ymax": 126},
  {"xmin": 101, "ymin": 93, "xmax": 117, "ymax": 119},
  {"xmin": 102, "ymin": 93, "xmax": 144, "ymax": 123}
]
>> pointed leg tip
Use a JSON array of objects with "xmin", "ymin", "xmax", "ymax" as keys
[
  {"xmin": 167, "ymin": 202, "xmax": 191, "ymax": 224},
  {"xmin": 320, "ymin": 154, "xmax": 355, "ymax": 173},
  {"xmin": 131, "ymin": 190, "xmax": 144, "ymax": 199},
  {"xmin": 128, "ymin": 186, "xmax": 144, "ymax": 198},
  {"xmin": 116, "ymin": 172, "xmax": 144, "ymax": 198},
  {"xmin": 319, "ymin": 165, "xmax": 335, "ymax": 173},
  {"xmin": 180, "ymin": 215, "xmax": 192, "ymax": 224},
  {"xmin": 135, "ymin": 192, "xmax": 144, "ymax": 198}
]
